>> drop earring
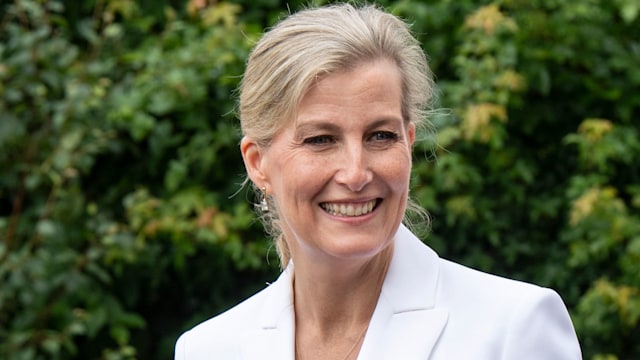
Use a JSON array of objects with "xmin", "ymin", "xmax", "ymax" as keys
[{"xmin": 259, "ymin": 187, "xmax": 269, "ymax": 212}]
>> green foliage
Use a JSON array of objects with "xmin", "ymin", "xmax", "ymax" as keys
[
  {"xmin": 1, "ymin": 0, "xmax": 275, "ymax": 358},
  {"xmin": 1, "ymin": 0, "xmax": 638, "ymax": 359}
]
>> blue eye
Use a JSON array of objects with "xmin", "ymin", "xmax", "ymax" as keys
[{"xmin": 371, "ymin": 131, "xmax": 398, "ymax": 141}]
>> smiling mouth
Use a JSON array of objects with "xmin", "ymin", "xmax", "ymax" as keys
[{"xmin": 319, "ymin": 199, "xmax": 380, "ymax": 217}]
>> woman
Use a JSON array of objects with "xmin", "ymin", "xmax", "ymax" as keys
[{"xmin": 175, "ymin": 3, "xmax": 582, "ymax": 359}]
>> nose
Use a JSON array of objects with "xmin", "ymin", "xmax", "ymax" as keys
[{"xmin": 334, "ymin": 143, "xmax": 373, "ymax": 192}]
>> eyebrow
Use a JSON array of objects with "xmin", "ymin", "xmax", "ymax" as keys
[
  {"xmin": 294, "ymin": 117, "xmax": 403, "ymax": 137},
  {"xmin": 294, "ymin": 121, "xmax": 340, "ymax": 136}
]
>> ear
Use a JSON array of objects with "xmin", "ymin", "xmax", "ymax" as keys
[
  {"xmin": 407, "ymin": 122, "xmax": 416, "ymax": 148},
  {"xmin": 240, "ymin": 136, "xmax": 269, "ymax": 189}
]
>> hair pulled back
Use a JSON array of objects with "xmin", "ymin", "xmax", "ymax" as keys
[{"xmin": 238, "ymin": 3, "xmax": 435, "ymax": 267}]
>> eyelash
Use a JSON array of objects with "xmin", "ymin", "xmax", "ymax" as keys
[
  {"xmin": 302, "ymin": 131, "xmax": 399, "ymax": 147},
  {"xmin": 303, "ymin": 135, "xmax": 336, "ymax": 146},
  {"xmin": 370, "ymin": 131, "xmax": 398, "ymax": 142}
]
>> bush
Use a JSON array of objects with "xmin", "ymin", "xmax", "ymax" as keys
[
  {"xmin": 1, "ymin": 1, "xmax": 275, "ymax": 358},
  {"xmin": 1, "ymin": 0, "xmax": 638, "ymax": 359}
]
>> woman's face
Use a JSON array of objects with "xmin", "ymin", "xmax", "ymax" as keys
[{"xmin": 242, "ymin": 59, "xmax": 415, "ymax": 265}]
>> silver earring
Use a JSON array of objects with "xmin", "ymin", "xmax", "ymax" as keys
[{"xmin": 259, "ymin": 187, "xmax": 269, "ymax": 212}]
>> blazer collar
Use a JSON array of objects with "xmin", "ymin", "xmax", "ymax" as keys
[
  {"xmin": 380, "ymin": 224, "xmax": 441, "ymax": 311},
  {"xmin": 358, "ymin": 224, "xmax": 448, "ymax": 359},
  {"xmin": 243, "ymin": 224, "xmax": 448, "ymax": 359},
  {"xmin": 242, "ymin": 266, "xmax": 296, "ymax": 359}
]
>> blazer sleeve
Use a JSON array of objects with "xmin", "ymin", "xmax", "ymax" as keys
[{"xmin": 502, "ymin": 287, "xmax": 582, "ymax": 360}]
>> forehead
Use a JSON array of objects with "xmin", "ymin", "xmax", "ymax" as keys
[{"xmin": 292, "ymin": 59, "xmax": 403, "ymax": 125}]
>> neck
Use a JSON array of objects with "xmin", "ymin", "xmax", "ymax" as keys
[{"xmin": 292, "ymin": 245, "xmax": 393, "ymax": 333}]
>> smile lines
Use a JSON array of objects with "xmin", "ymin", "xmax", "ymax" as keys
[{"xmin": 320, "ymin": 199, "xmax": 379, "ymax": 217}]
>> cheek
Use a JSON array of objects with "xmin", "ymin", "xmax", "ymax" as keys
[
  {"xmin": 271, "ymin": 153, "xmax": 333, "ymax": 198},
  {"xmin": 375, "ymin": 154, "xmax": 412, "ymax": 188}
]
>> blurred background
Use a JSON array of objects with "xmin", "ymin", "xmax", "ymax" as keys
[{"xmin": 1, "ymin": 0, "xmax": 638, "ymax": 359}]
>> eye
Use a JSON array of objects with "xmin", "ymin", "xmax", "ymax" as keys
[
  {"xmin": 303, "ymin": 135, "xmax": 336, "ymax": 146},
  {"xmin": 370, "ymin": 131, "xmax": 398, "ymax": 142}
]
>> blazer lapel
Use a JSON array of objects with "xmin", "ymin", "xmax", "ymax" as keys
[
  {"xmin": 241, "ymin": 267, "xmax": 296, "ymax": 360},
  {"xmin": 242, "ymin": 225, "xmax": 447, "ymax": 360},
  {"xmin": 358, "ymin": 225, "xmax": 449, "ymax": 359}
]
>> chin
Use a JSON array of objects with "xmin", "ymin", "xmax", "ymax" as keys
[{"xmin": 327, "ymin": 236, "xmax": 392, "ymax": 259}]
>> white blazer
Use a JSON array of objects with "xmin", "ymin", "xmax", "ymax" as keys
[{"xmin": 175, "ymin": 225, "xmax": 582, "ymax": 359}]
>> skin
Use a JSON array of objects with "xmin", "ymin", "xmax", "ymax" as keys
[{"xmin": 241, "ymin": 58, "xmax": 415, "ymax": 359}]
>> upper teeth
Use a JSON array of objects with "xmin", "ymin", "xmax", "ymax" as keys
[{"xmin": 320, "ymin": 200, "xmax": 377, "ymax": 217}]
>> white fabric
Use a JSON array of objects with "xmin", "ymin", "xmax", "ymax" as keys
[{"xmin": 175, "ymin": 224, "xmax": 582, "ymax": 359}]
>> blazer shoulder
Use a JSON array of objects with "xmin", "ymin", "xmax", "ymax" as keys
[
  {"xmin": 436, "ymin": 257, "xmax": 570, "ymax": 327},
  {"xmin": 434, "ymin": 259, "xmax": 581, "ymax": 359},
  {"xmin": 186, "ymin": 288, "xmax": 265, "ymax": 334},
  {"xmin": 175, "ymin": 277, "xmax": 283, "ymax": 360},
  {"xmin": 438, "ymin": 258, "xmax": 548, "ymax": 300},
  {"xmin": 175, "ymin": 266, "xmax": 296, "ymax": 360}
]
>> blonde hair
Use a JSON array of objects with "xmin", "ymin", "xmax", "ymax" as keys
[{"xmin": 239, "ymin": 3, "xmax": 435, "ymax": 267}]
